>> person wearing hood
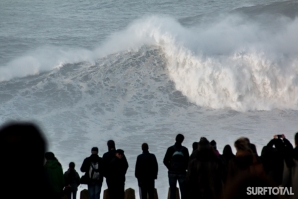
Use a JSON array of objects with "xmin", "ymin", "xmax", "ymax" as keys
[
  {"xmin": 135, "ymin": 143, "xmax": 158, "ymax": 199},
  {"xmin": 163, "ymin": 134, "xmax": 189, "ymax": 199},
  {"xmin": 44, "ymin": 152, "xmax": 64, "ymax": 199},
  {"xmin": 102, "ymin": 140, "xmax": 129, "ymax": 195},
  {"xmin": 64, "ymin": 162, "xmax": 80, "ymax": 199},
  {"xmin": 80, "ymin": 147, "xmax": 103, "ymax": 199},
  {"xmin": 107, "ymin": 149, "xmax": 129, "ymax": 199}
]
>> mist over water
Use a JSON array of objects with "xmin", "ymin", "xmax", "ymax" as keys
[{"xmin": 1, "ymin": 1, "xmax": 298, "ymax": 198}]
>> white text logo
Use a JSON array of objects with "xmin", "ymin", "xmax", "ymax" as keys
[{"xmin": 247, "ymin": 187, "xmax": 294, "ymax": 195}]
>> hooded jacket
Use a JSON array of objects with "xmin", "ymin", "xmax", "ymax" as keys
[
  {"xmin": 44, "ymin": 159, "xmax": 64, "ymax": 195},
  {"xmin": 108, "ymin": 156, "xmax": 128, "ymax": 183},
  {"xmin": 102, "ymin": 148, "xmax": 129, "ymax": 179}
]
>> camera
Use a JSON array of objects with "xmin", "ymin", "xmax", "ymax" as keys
[{"xmin": 277, "ymin": 134, "xmax": 283, "ymax": 139}]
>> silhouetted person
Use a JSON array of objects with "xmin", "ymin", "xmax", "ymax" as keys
[
  {"xmin": 192, "ymin": 142, "xmax": 198, "ymax": 152},
  {"xmin": 163, "ymin": 134, "xmax": 189, "ymax": 199},
  {"xmin": 261, "ymin": 134, "xmax": 291, "ymax": 185},
  {"xmin": 282, "ymin": 132, "xmax": 298, "ymax": 199},
  {"xmin": 102, "ymin": 140, "xmax": 128, "ymax": 199},
  {"xmin": 44, "ymin": 152, "xmax": 65, "ymax": 199},
  {"xmin": 64, "ymin": 162, "xmax": 80, "ymax": 199},
  {"xmin": 250, "ymin": 143, "xmax": 258, "ymax": 156},
  {"xmin": 186, "ymin": 139, "xmax": 225, "ymax": 199},
  {"xmin": 210, "ymin": 140, "xmax": 220, "ymax": 156},
  {"xmin": 222, "ymin": 144, "xmax": 235, "ymax": 166},
  {"xmin": 107, "ymin": 149, "xmax": 128, "ymax": 199},
  {"xmin": 227, "ymin": 137, "xmax": 263, "ymax": 182},
  {"xmin": 190, "ymin": 138, "xmax": 210, "ymax": 161},
  {"xmin": 80, "ymin": 147, "xmax": 103, "ymax": 199},
  {"xmin": 190, "ymin": 142, "xmax": 199, "ymax": 160},
  {"xmin": 135, "ymin": 143, "xmax": 158, "ymax": 199},
  {"xmin": 0, "ymin": 121, "xmax": 47, "ymax": 199}
]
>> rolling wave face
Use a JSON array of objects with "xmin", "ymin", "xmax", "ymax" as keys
[
  {"xmin": 1, "ymin": 1, "xmax": 298, "ymax": 112},
  {"xmin": 101, "ymin": 14, "xmax": 298, "ymax": 111},
  {"xmin": 0, "ymin": 46, "xmax": 194, "ymax": 140}
]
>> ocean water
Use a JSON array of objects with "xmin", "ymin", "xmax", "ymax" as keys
[{"xmin": 1, "ymin": 0, "xmax": 298, "ymax": 198}]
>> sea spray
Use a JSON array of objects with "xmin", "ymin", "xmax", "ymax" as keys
[{"xmin": 1, "ymin": 15, "xmax": 298, "ymax": 111}]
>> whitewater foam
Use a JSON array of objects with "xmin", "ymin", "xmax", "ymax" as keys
[{"xmin": 1, "ymin": 14, "xmax": 298, "ymax": 111}]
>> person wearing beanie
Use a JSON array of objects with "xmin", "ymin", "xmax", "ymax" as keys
[
  {"xmin": 80, "ymin": 147, "xmax": 103, "ymax": 199},
  {"xmin": 135, "ymin": 143, "xmax": 158, "ymax": 199}
]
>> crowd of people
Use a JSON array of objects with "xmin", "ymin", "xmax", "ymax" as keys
[{"xmin": 1, "ymin": 121, "xmax": 298, "ymax": 199}]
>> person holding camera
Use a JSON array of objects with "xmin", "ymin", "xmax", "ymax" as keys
[{"xmin": 261, "ymin": 134, "xmax": 293, "ymax": 185}]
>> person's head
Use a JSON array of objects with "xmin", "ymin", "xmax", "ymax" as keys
[
  {"xmin": 0, "ymin": 122, "xmax": 47, "ymax": 164},
  {"xmin": 234, "ymin": 137, "xmax": 251, "ymax": 152},
  {"xmin": 250, "ymin": 143, "xmax": 258, "ymax": 156},
  {"xmin": 192, "ymin": 142, "xmax": 198, "ymax": 151},
  {"xmin": 200, "ymin": 137, "xmax": 209, "ymax": 142},
  {"xmin": 91, "ymin": 147, "xmax": 98, "ymax": 154},
  {"xmin": 107, "ymin": 140, "xmax": 115, "ymax": 150},
  {"xmin": 45, "ymin": 151, "xmax": 55, "ymax": 160},
  {"xmin": 198, "ymin": 138, "xmax": 210, "ymax": 150},
  {"xmin": 116, "ymin": 149, "xmax": 124, "ymax": 159},
  {"xmin": 142, "ymin": 143, "xmax": 149, "ymax": 152},
  {"xmin": 223, "ymin": 144, "xmax": 234, "ymax": 156},
  {"xmin": 69, "ymin": 162, "xmax": 75, "ymax": 170},
  {"xmin": 210, "ymin": 140, "xmax": 217, "ymax": 150},
  {"xmin": 176, "ymin": 134, "xmax": 184, "ymax": 144},
  {"xmin": 295, "ymin": 132, "xmax": 298, "ymax": 146},
  {"xmin": 0, "ymin": 121, "xmax": 47, "ymax": 198},
  {"xmin": 193, "ymin": 141, "xmax": 216, "ymax": 161}
]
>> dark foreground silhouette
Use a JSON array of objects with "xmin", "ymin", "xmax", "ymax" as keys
[
  {"xmin": 0, "ymin": 121, "xmax": 48, "ymax": 199},
  {"xmin": 0, "ymin": 121, "xmax": 297, "ymax": 199}
]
